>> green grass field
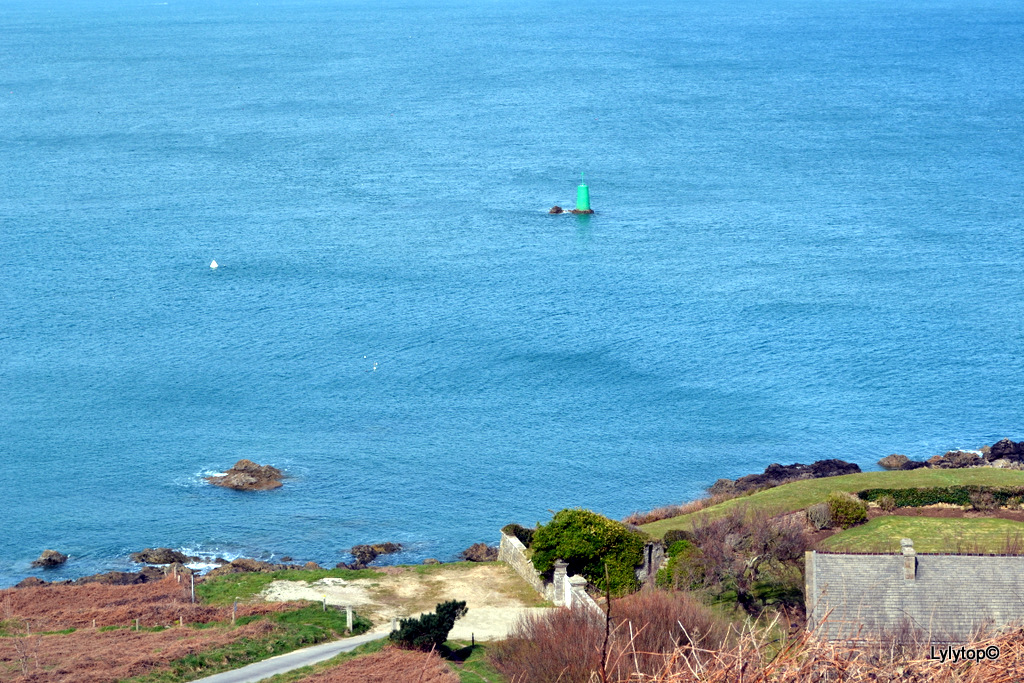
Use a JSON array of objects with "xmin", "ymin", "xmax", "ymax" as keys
[
  {"xmin": 641, "ymin": 468, "xmax": 1024, "ymax": 539},
  {"xmin": 818, "ymin": 516, "xmax": 1024, "ymax": 554}
]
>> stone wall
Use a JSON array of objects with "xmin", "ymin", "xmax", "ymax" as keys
[
  {"xmin": 807, "ymin": 545, "xmax": 1024, "ymax": 643},
  {"xmin": 498, "ymin": 532, "xmax": 601, "ymax": 613},
  {"xmin": 498, "ymin": 532, "xmax": 546, "ymax": 596}
]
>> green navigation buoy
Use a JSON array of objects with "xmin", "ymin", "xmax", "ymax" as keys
[{"xmin": 573, "ymin": 172, "xmax": 594, "ymax": 214}]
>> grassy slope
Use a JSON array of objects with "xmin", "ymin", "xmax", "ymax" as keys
[
  {"xmin": 641, "ymin": 468, "xmax": 1024, "ymax": 538},
  {"xmin": 819, "ymin": 516, "xmax": 1024, "ymax": 554}
]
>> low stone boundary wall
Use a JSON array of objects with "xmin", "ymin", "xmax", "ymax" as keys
[
  {"xmin": 498, "ymin": 532, "xmax": 601, "ymax": 614},
  {"xmin": 498, "ymin": 532, "xmax": 546, "ymax": 594}
]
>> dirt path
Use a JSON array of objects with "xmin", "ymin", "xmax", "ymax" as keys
[{"xmin": 261, "ymin": 563, "xmax": 551, "ymax": 641}]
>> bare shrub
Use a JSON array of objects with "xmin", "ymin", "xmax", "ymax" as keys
[
  {"xmin": 969, "ymin": 491, "xmax": 998, "ymax": 511},
  {"xmin": 805, "ymin": 503, "xmax": 832, "ymax": 530},
  {"xmin": 689, "ymin": 507, "xmax": 808, "ymax": 612},
  {"xmin": 491, "ymin": 592, "xmax": 730, "ymax": 683},
  {"xmin": 877, "ymin": 494, "xmax": 896, "ymax": 512},
  {"xmin": 490, "ymin": 605, "xmax": 605, "ymax": 683}
]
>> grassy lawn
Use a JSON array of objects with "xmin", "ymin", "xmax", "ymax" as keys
[
  {"xmin": 818, "ymin": 516, "xmax": 1024, "ymax": 554},
  {"xmin": 446, "ymin": 641, "xmax": 509, "ymax": 683},
  {"xmin": 641, "ymin": 468, "xmax": 1024, "ymax": 539}
]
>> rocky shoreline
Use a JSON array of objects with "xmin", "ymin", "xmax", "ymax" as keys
[{"xmin": 10, "ymin": 438, "xmax": 1022, "ymax": 589}]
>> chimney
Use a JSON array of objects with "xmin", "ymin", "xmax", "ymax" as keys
[{"xmin": 901, "ymin": 538, "xmax": 916, "ymax": 580}]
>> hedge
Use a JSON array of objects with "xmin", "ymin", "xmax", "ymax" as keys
[{"xmin": 857, "ymin": 486, "xmax": 1024, "ymax": 508}]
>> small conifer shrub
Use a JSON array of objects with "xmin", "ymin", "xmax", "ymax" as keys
[{"xmin": 389, "ymin": 600, "xmax": 467, "ymax": 651}]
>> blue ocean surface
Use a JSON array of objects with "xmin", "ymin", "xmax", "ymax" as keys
[{"xmin": 1, "ymin": 0, "xmax": 1023, "ymax": 586}]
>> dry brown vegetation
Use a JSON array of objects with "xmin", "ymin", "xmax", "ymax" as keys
[
  {"xmin": 599, "ymin": 624, "xmax": 1024, "ymax": 682},
  {"xmin": 491, "ymin": 598, "xmax": 1024, "ymax": 683},
  {"xmin": 623, "ymin": 495, "xmax": 736, "ymax": 527},
  {"xmin": 2, "ymin": 575, "xmax": 298, "ymax": 630},
  {"xmin": 297, "ymin": 646, "xmax": 459, "ymax": 683},
  {"xmin": 0, "ymin": 576, "xmax": 305, "ymax": 683},
  {"xmin": 490, "ymin": 590, "xmax": 731, "ymax": 683}
]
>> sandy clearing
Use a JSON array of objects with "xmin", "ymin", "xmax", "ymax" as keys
[{"xmin": 260, "ymin": 563, "xmax": 553, "ymax": 641}]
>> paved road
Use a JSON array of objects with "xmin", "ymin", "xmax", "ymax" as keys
[{"xmin": 192, "ymin": 630, "xmax": 390, "ymax": 683}]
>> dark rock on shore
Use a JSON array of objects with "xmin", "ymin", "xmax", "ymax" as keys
[
  {"xmin": 460, "ymin": 543, "xmax": 498, "ymax": 562},
  {"xmin": 928, "ymin": 450, "xmax": 984, "ymax": 469},
  {"xmin": 205, "ymin": 557, "xmax": 304, "ymax": 578},
  {"xmin": 15, "ymin": 577, "xmax": 48, "ymax": 588},
  {"xmin": 31, "ymin": 550, "xmax": 68, "ymax": 568},
  {"xmin": 709, "ymin": 459, "xmax": 862, "ymax": 496},
  {"xmin": 206, "ymin": 459, "xmax": 284, "ymax": 491},
  {"xmin": 988, "ymin": 439, "xmax": 1024, "ymax": 462},
  {"xmin": 74, "ymin": 568, "xmax": 164, "ymax": 586},
  {"xmin": 900, "ymin": 459, "xmax": 929, "ymax": 470},
  {"xmin": 131, "ymin": 548, "xmax": 189, "ymax": 565}
]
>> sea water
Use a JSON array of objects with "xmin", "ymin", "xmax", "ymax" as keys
[{"xmin": 1, "ymin": 0, "xmax": 1022, "ymax": 586}]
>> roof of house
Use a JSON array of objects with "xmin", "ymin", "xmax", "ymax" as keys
[{"xmin": 806, "ymin": 549, "xmax": 1024, "ymax": 642}]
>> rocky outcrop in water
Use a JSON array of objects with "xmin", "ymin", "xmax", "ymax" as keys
[
  {"xmin": 31, "ymin": 550, "xmax": 68, "ymax": 568},
  {"xmin": 709, "ymin": 459, "xmax": 862, "ymax": 496},
  {"xmin": 878, "ymin": 454, "xmax": 909, "ymax": 470},
  {"xmin": 206, "ymin": 459, "xmax": 284, "ymax": 491},
  {"xmin": 335, "ymin": 542, "xmax": 402, "ymax": 570},
  {"xmin": 131, "ymin": 548, "xmax": 190, "ymax": 565},
  {"xmin": 549, "ymin": 206, "xmax": 563, "ymax": 214}
]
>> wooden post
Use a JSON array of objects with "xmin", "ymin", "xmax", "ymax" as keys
[
  {"xmin": 232, "ymin": 600, "xmax": 237, "ymax": 625},
  {"xmin": 322, "ymin": 595, "xmax": 327, "ymax": 612},
  {"xmin": 135, "ymin": 618, "xmax": 139, "ymax": 631},
  {"xmin": 179, "ymin": 616, "xmax": 183, "ymax": 628},
  {"xmin": 346, "ymin": 605, "xmax": 353, "ymax": 633},
  {"xmin": 190, "ymin": 573, "xmax": 195, "ymax": 604},
  {"xmin": 92, "ymin": 619, "xmax": 96, "ymax": 629}
]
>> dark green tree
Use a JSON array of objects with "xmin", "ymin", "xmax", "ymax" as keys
[{"xmin": 389, "ymin": 600, "xmax": 468, "ymax": 651}]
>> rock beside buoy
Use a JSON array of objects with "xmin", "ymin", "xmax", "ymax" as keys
[{"xmin": 549, "ymin": 206, "xmax": 563, "ymax": 214}]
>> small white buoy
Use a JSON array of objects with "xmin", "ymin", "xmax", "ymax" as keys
[{"xmin": 210, "ymin": 259, "xmax": 218, "ymax": 269}]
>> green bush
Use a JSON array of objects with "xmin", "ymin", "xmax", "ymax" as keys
[
  {"xmin": 501, "ymin": 523, "xmax": 536, "ymax": 548},
  {"xmin": 389, "ymin": 600, "xmax": 467, "ymax": 651},
  {"xmin": 656, "ymin": 539, "xmax": 705, "ymax": 591},
  {"xmin": 662, "ymin": 529, "xmax": 693, "ymax": 545},
  {"xmin": 827, "ymin": 492, "xmax": 867, "ymax": 529},
  {"xmin": 531, "ymin": 508, "xmax": 647, "ymax": 596},
  {"xmin": 806, "ymin": 502, "xmax": 832, "ymax": 530}
]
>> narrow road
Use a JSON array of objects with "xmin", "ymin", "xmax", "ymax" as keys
[{"xmin": 192, "ymin": 629, "xmax": 390, "ymax": 683}]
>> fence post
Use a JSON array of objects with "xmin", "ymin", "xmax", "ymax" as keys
[{"xmin": 346, "ymin": 605, "xmax": 353, "ymax": 633}]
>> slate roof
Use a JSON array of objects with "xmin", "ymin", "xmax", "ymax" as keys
[{"xmin": 806, "ymin": 550, "xmax": 1024, "ymax": 643}]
